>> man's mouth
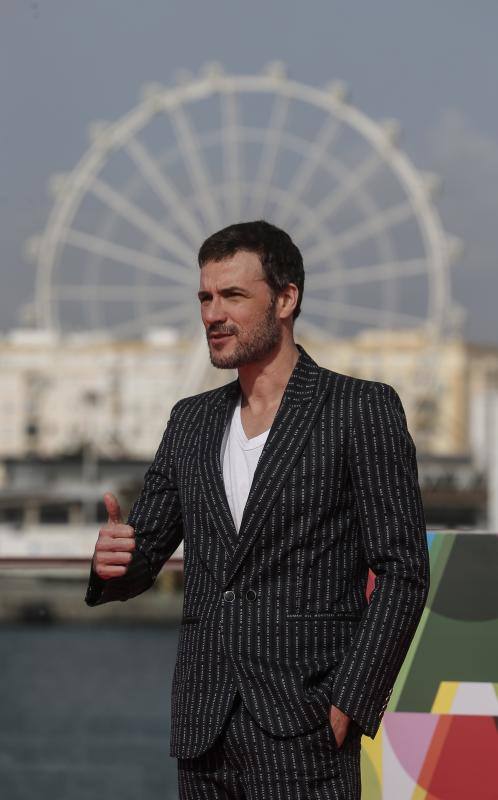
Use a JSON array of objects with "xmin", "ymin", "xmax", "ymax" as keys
[{"xmin": 209, "ymin": 332, "xmax": 234, "ymax": 340}]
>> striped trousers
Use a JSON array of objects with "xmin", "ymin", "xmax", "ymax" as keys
[{"xmin": 177, "ymin": 691, "xmax": 362, "ymax": 799}]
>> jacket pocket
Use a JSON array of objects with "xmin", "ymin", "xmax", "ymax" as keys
[
  {"xmin": 181, "ymin": 615, "xmax": 201, "ymax": 624},
  {"xmin": 286, "ymin": 611, "xmax": 364, "ymax": 621}
]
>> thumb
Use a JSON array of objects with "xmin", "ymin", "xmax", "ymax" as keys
[{"xmin": 104, "ymin": 492, "xmax": 123, "ymax": 525}]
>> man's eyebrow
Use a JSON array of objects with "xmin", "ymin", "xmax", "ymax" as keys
[{"xmin": 197, "ymin": 286, "xmax": 251, "ymax": 298}]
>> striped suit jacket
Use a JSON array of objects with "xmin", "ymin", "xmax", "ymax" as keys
[{"xmin": 85, "ymin": 343, "xmax": 430, "ymax": 759}]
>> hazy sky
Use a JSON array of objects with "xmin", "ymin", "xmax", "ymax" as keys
[{"xmin": 1, "ymin": 0, "xmax": 497, "ymax": 344}]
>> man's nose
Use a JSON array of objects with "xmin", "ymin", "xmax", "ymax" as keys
[{"xmin": 202, "ymin": 298, "xmax": 227, "ymax": 325}]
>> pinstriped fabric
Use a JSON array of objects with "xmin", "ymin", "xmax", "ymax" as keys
[
  {"xmin": 178, "ymin": 691, "xmax": 362, "ymax": 798},
  {"xmin": 85, "ymin": 343, "xmax": 430, "ymax": 762}
]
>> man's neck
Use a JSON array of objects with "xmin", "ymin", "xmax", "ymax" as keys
[{"xmin": 237, "ymin": 342, "xmax": 300, "ymax": 414}]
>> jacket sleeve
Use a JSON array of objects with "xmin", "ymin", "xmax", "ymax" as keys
[
  {"xmin": 328, "ymin": 382, "xmax": 430, "ymax": 739},
  {"xmin": 84, "ymin": 400, "xmax": 185, "ymax": 606}
]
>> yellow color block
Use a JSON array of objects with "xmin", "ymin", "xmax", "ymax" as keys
[
  {"xmin": 361, "ymin": 722, "xmax": 383, "ymax": 784},
  {"xmin": 411, "ymin": 783, "xmax": 428, "ymax": 800},
  {"xmin": 431, "ymin": 680, "xmax": 459, "ymax": 713}
]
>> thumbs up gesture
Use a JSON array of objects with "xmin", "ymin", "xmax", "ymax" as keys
[{"xmin": 92, "ymin": 492, "xmax": 136, "ymax": 580}]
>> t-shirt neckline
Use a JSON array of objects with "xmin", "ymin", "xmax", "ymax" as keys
[{"xmin": 233, "ymin": 395, "xmax": 271, "ymax": 450}]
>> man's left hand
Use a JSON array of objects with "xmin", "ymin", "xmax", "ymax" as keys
[{"xmin": 329, "ymin": 704, "xmax": 351, "ymax": 748}]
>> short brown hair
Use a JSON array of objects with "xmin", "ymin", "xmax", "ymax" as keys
[{"xmin": 198, "ymin": 220, "xmax": 305, "ymax": 320}]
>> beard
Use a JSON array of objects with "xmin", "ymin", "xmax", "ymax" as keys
[{"xmin": 207, "ymin": 298, "xmax": 282, "ymax": 369}]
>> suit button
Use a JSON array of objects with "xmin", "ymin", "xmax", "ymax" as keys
[
  {"xmin": 245, "ymin": 589, "xmax": 256, "ymax": 601},
  {"xmin": 223, "ymin": 590, "xmax": 235, "ymax": 602}
]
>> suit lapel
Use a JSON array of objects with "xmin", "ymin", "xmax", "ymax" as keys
[
  {"xmin": 197, "ymin": 344, "xmax": 332, "ymax": 583},
  {"xmin": 226, "ymin": 347, "xmax": 332, "ymax": 585},
  {"xmin": 197, "ymin": 378, "xmax": 240, "ymax": 555}
]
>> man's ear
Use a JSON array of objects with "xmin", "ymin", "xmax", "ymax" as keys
[{"xmin": 278, "ymin": 283, "xmax": 299, "ymax": 320}]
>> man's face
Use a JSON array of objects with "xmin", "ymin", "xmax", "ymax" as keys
[{"xmin": 198, "ymin": 250, "xmax": 282, "ymax": 369}]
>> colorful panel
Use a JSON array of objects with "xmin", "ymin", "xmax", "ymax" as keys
[{"xmin": 360, "ymin": 532, "xmax": 498, "ymax": 798}]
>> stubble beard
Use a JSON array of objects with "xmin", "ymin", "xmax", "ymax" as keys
[{"xmin": 207, "ymin": 299, "xmax": 282, "ymax": 370}]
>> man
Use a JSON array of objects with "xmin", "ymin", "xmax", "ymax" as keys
[{"xmin": 85, "ymin": 220, "xmax": 430, "ymax": 799}]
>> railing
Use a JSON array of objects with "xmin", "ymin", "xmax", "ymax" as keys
[
  {"xmin": 0, "ymin": 555, "xmax": 184, "ymax": 570},
  {"xmin": 0, "ymin": 524, "xmax": 184, "ymax": 573}
]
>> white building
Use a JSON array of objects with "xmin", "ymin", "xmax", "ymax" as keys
[
  {"xmin": 0, "ymin": 328, "xmax": 186, "ymax": 459},
  {"xmin": 1, "ymin": 327, "xmax": 498, "ymax": 461}
]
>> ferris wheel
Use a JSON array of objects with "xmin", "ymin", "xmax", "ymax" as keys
[{"xmin": 26, "ymin": 62, "xmax": 463, "ymax": 398}]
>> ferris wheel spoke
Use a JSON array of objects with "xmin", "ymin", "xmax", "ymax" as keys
[
  {"xmin": 53, "ymin": 284, "xmax": 194, "ymax": 302},
  {"xmin": 276, "ymin": 115, "xmax": 342, "ymax": 228},
  {"xmin": 124, "ymin": 136, "xmax": 205, "ymax": 246},
  {"xmin": 248, "ymin": 94, "xmax": 290, "ymax": 217},
  {"xmin": 90, "ymin": 178, "xmax": 194, "ymax": 263},
  {"xmin": 108, "ymin": 301, "xmax": 198, "ymax": 337},
  {"xmin": 221, "ymin": 90, "xmax": 242, "ymax": 221},
  {"xmin": 62, "ymin": 229, "xmax": 196, "ymax": 287},
  {"xmin": 304, "ymin": 297, "xmax": 424, "ymax": 328},
  {"xmin": 295, "ymin": 152, "xmax": 383, "ymax": 242},
  {"xmin": 168, "ymin": 104, "xmax": 223, "ymax": 231},
  {"xmin": 305, "ymin": 258, "xmax": 427, "ymax": 291},
  {"xmin": 35, "ymin": 70, "xmax": 452, "ymax": 352},
  {"xmin": 306, "ymin": 200, "xmax": 413, "ymax": 267}
]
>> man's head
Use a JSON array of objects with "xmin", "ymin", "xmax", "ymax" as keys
[{"xmin": 197, "ymin": 220, "xmax": 305, "ymax": 369}]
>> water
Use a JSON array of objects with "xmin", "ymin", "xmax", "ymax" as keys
[{"xmin": 0, "ymin": 622, "xmax": 182, "ymax": 800}]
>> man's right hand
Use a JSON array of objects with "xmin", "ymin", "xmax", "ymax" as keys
[{"xmin": 92, "ymin": 492, "xmax": 136, "ymax": 580}]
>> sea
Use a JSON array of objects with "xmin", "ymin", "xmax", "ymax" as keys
[{"xmin": 0, "ymin": 622, "xmax": 182, "ymax": 800}]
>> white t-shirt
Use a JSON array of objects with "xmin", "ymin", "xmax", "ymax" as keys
[{"xmin": 221, "ymin": 394, "xmax": 271, "ymax": 533}]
